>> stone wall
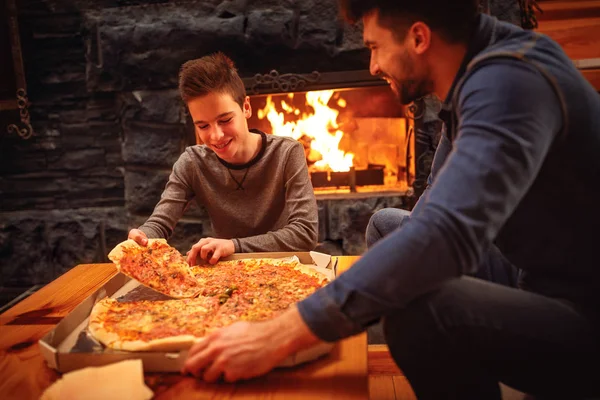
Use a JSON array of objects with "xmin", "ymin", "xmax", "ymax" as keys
[
  {"xmin": 0, "ymin": 0, "xmax": 407, "ymax": 306},
  {"xmin": 317, "ymin": 195, "xmax": 408, "ymax": 256}
]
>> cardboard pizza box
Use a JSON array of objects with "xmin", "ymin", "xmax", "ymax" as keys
[{"xmin": 39, "ymin": 251, "xmax": 336, "ymax": 373}]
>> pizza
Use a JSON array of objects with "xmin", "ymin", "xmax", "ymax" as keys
[
  {"xmin": 190, "ymin": 258, "xmax": 329, "ymax": 312},
  {"xmin": 90, "ymin": 255, "xmax": 330, "ymax": 352},
  {"xmin": 189, "ymin": 259, "xmax": 328, "ymax": 329},
  {"xmin": 108, "ymin": 239, "xmax": 201, "ymax": 298},
  {"xmin": 88, "ymin": 297, "xmax": 220, "ymax": 351}
]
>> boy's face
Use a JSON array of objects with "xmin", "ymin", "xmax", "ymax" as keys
[{"xmin": 188, "ymin": 92, "xmax": 252, "ymax": 163}]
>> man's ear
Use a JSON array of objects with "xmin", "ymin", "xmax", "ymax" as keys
[
  {"xmin": 409, "ymin": 22, "xmax": 431, "ymax": 55},
  {"xmin": 243, "ymin": 96, "xmax": 252, "ymax": 119}
]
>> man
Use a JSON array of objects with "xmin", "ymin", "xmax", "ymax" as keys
[
  {"xmin": 128, "ymin": 52, "xmax": 318, "ymax": 264},
  {"xmin": 183, "ymin": 1, "xmax": 600, "ymax": 398},
  {"xmin": 365, "ymin": 0, "xmax": 527, "ymax": 288}
]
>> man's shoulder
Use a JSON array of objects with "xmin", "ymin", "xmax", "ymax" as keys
[
  {"xmin": 457, "ymin": 60, "xmax": 557, "ymax": 111},
  {"xmin": 471, "ymin": 26, "xmax": 568, "ymax": 73}
]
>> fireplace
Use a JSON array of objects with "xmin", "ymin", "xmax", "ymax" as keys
[
  {"xmin": 243, "ymin": 70, "xmax": 413, "ymax": 196},
  {"xmin": 0, "ymin": 0, "xmax": 418, "ymax": 304}
]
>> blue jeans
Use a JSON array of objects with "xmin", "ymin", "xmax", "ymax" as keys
[
  {"xmin": 366, "ymin": 209, "xmax": 600, "ymax": 398},
  {"xmin": 383, "ymin": 277, "xmax": 600, "ymax": 399},
  {"xmin": 366, "ymin": 208, "xmax": 519, "ymax": 286}
]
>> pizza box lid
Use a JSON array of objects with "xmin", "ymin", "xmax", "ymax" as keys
[{"xmin": 39, "ymin": 251, "xmax": 337, "ymax": 373}]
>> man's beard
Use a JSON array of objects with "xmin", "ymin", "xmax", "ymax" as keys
[
  {"xmin": 396, "ymin": 78, "xmax": 431, "ymax": 105},
  {"xmin": 389, "ymin": 51, "xmax": 432, "ymax": 105}
]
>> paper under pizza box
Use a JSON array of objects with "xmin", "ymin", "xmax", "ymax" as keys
[{"xmin": 39, "ymin": 251, "xmax": 337, "ymax": 373}]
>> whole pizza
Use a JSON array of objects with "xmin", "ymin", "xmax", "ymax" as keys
[{"xmin": 90, "ymin": 241, "xmax": 330, "ymax": 352}]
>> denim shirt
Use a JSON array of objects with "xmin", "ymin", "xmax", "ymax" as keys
[{"xmin": 298, "ymin": 14, "xmax": 600, "ymax": 342}]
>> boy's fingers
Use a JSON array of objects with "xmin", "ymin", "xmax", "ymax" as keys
[
  {"xmin": 128, "ymin": 230, "xmax": 148, "ymax": 246},
  {"xmin": 209, "ymin": 248, "xmax": 222, "ymax": 264},
  {"xmin": 187, "ymin": 248, "xmax": 200, "ymax": 266},
  {"xmin": 201, "ymin": 242, "xmax": 216, "ymax": 260}
]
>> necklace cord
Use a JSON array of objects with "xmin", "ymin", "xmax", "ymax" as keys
[{"xmin": 227, "ymin": 165, "xmax": 251, "ymax": 190}]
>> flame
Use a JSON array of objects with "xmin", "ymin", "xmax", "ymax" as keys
[{"xmin": 256, "ymin": 90, "xmax": 354, "ymax": 172}]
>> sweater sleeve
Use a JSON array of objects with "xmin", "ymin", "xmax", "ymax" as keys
[
  {"xmin": 234, "ymin": 142, "xmax": 319, "ymax": 252},
  {"xmin": 138, "ymin": 151, "xmax": 195, "ymax": 239}
]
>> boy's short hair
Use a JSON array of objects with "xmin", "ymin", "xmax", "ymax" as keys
[
  {"xmin": 338, "ymin": 0, "xmax": 479, "ymax": 43},
  {"xmin": 178, "ymin": 52, "xmax": 246, "ymax": 108}
]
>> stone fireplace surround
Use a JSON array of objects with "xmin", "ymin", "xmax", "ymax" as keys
[{"xmin": 0, "ymin": 0, "xmax": 412, "ymax": 306}]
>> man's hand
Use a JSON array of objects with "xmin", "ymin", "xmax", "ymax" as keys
[
  {"xmin": 181, "ymin": 306, "xmax": 320, "ymax": 382},
  {"xmin": 128, "ymin": 229, "xmax": 148, "ymax": 246},
  {"xmin": 187, "ymin": 238, "xmax": 235, "ymax": 266}
]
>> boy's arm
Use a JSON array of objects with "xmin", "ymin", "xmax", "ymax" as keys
[
  {"xmin": 138, "ymin": 152, "xmax": 195, "ymax": 239},
  {"xmin": 234, "ymin": 142, "xmax": 318, "ymax": 252}
]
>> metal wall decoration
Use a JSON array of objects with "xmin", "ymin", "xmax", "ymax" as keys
[
  {"xmin": 244, "ymin": 69, "xmax": 387, "ymax": 96},
  {"xmin": 6, "ymin": 88, "xmax": 33, "ymax": 139},
  {"xmin": 2, "ymin": 0, "xmax": 33, "ymax": 139},
  {"xmin": 249, "ymin": 70, "xmax": 321, "ymax": 95}
]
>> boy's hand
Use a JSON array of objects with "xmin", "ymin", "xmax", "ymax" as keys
[
  {"xmin": 128, "ymin": 229, "xmax": 148, "ymax": 246},
  {"xmin": 187, "ymin": 238, "xmax": 235, "ymax": 266}
]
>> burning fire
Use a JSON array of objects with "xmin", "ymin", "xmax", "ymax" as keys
[{"xmin": 256, "ymin": 90, "xmax": 354, "ymax": 172}]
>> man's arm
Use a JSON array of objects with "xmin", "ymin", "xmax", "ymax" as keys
[
  {"xmin": 138, "ymin": 151, "xmax": 195, "ymax": 239},
  {"xmin": 234, "ymin": 142, "xmax": 319, "ymax": 252},
  {"xmin": 298, "ymin": 60, "xmax": 563, "ymax": 342}
]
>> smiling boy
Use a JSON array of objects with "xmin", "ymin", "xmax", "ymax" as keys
[{"xmin": 128, "ymin": 52, "xmax": 318, "ymax": 264}]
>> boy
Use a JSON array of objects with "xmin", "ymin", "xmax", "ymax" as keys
[{"xmin": 128, "ymin": 52, "xmax": 318, "ymax": 265}]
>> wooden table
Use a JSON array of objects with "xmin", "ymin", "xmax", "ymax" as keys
[{"xmin": 0, "ymin": 256, "xmax": 368, "ymax": 399}]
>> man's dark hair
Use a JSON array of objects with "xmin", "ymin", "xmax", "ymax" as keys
[
  {"xmin": 338, "ymin": 0, "xmax": 480, "ymax": 43},
  {"xmin": 179, "ymin": 52, "xmax": 246, "ymax": 108}
]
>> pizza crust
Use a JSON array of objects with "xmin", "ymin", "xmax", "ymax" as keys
[
  {"xmin": 88, "ymin": 299, "xmax": 125, "ymax": 350},
  {"xmin": 292, "ymin": 263, "xmax": 331, "ymax": 283},
  {"xmin": 110, "ymin": 335, "xmax": 200, "ymax": 352},
  {"xmin": 107, "ymin": 238, "xmax": 167, "ymax": 269},
  {"xmin": 88, "ymin": 298, "xmax": 202, "ymax": 352}
]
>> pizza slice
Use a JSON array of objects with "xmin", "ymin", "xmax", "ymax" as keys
[
  {"xmin": 88, "ymin": 297, "xmax": 219, "ymax": 351},
  {"xmin": 108, "ymin": 239, "xmax": 201, "ymax": 298}
]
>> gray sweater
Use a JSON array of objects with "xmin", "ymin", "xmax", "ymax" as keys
[{"xmin": 139, "ymin": 130, "xmax": 319, "ymax": 253}]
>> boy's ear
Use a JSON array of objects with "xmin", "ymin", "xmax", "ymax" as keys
[{"xmin": 243, "ymin": 96, "xmax": 252, "ymax": 119}]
